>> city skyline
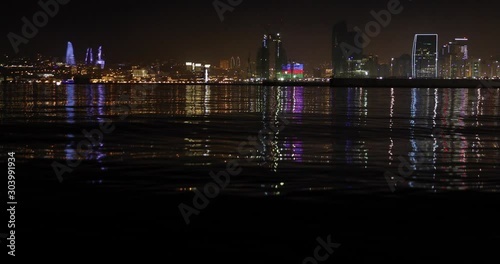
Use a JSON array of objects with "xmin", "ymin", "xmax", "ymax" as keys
[
  {"xmin": 3, "ymin": 1, "xmax": 500, "ymax": 260},
  {"xmin": 2, "ymin": 33, "xmax": 499, "ymax": 84},
  {"xmin": 2, "ymin": 0, "xmax": 500, "ymax": 66}
]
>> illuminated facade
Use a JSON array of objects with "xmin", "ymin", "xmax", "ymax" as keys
[
  {"xmin": 230, "ymin": 56, "xmax": 241, "ymax": 69},
  {"xmin": 441, "ymin": 38, "xmax": 469, "ymax": 78},
  {"xmin": 272, "ymin": 34, "xmax": 287, "ymax": 78},
  {"xmin": 96, "ymin": 46, "xmax": 106, "ymax": 69},
  {"xmin": 220, "ymin": 60, "xmax": 230, "ymax": 70},
  {"xmin": 257, "ymin": 35, "xmax": 270, "ymax": 79},
  {"xmin": 332, "ymin": 21, "xmax": 363, "ymax": 78},
  {"xmin": 279, "ymin": 63, "xmax": 304, "ymax": 80},
  {"xmin": 391, "ymin": 54, "xmax": 412, "ymax": 78},
  {"xmin": 66, "ymin": 42, "xmax": 76, "ymax": 66},
  {"xmin": 412, "ymin": 34, "xmax": 438, "ymax": 78},
  {"xmin": 471, "ymin": 59, "xmax": 481, "ymax": 78},
  {"xmin": 185, "ymin": 62, "xmax": 211, "ymax": 82},
  {"xmin": 85, "ymin": 48, "xmax": 94, "ymax": 65},
  {"xmin": 257, "ymin": 33, "xmax": 288, "ymax": 80},
  {"xmin": 132, "ymin": 68, "xmax": 149, "ymax": 80}
]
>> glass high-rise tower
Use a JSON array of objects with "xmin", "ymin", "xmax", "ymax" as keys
[
  {"xmin": 257, "ymin": 35, "xmax": 270, "ymax": 79},
  {"xmin": 412, "ymin": 34, "xmax": 438, "ymax": 78},
  {"xmin": 332, "ymin": 21, "xmax": 363, "ymax": 78},
  {"xmin": 256, "ymin": 33, "xmax": 287, "ymax": 80},
  {"xmin": 441, "ymin": 38, "xmax": 469, "ymax": 79},
  {"xmin": 96, "ymin": 46, "xmax": 106, "ymax": 69},
  {"xmin": 85, "ymin": 48, "xmax": 94, "ymax": 65}
]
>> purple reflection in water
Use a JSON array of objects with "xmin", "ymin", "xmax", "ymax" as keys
[
  {"xmin": 284, "ymin": 139, "xmax": 303, "ymax": 163},
  {"xmin": 97, "ymin": 84, "xmax": 106, "ymax": 121},
  {"xmin": 293, "ymin": 87, "xmax": 304, "ymax": 115},
  {"xmin": 284, "ymin": 87, "xmax": 304, "ymax": 113},
  {"xmin": 66, "ymin": 84, "xmax": 75, "ymax": 124}
]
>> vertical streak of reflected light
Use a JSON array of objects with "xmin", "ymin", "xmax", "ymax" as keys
[
  {"xmin": 204, "ymin": 85, "xmax": 211, "ymax": 115},
  {"xmin": 65, "ymin": 84, "xmax": 77, "ymax": 161},
  {"xmin": 409, "ymin": 88, "xmax": 418, "ymax": 172},
  {"xmin": 97, "ymin": 84, "xmax": 105, "ymax": 122},
  {"xmin": 362, "ymin": 88, "xmax": 368, "ymax": 168},
  {"xmin": 96, "ymin": 85, "xmax": 106, "ymax": 168},
  {"xmin": 86, "ymin": 85, "xmax": 94, "ymax": 118},
  {"xmin": 477, "ymin": 87, "xmax": 483, "ymax": 116},
  {"xmin": 358, "ymin": 88, "xmax": 362, "ymax": 124},
  {"xmin": 388, "ymin": 88, "xmax": 395, "ymax": 165},
  {"xmin": 473, "ymin": 88, "xmax": 483, "ymax": 179},
  {"xmin": 363, "ymin": 88, "xmax": 368, "ymax": 125},
  {"xmin": 66, "ymin": 84, "xmax": 75, "ymax": 124},
  {"xmin": 432, "ymin": 89, "xmax": 439, "ymax": 177},
  {"xmin": 345, "ymin": 88, "xmax": 354, "ymax": 164},
  {"xmin": 271, "ymin": 87, "xmax": 284, "ymax": 171}
]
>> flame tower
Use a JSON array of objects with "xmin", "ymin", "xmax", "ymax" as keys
[
  {"xmin": 66, "ymin": 42, "xmax": 76, "ymax": 66},
  {"xmin": 96, "ymin": 46, "xmax": 106, "ymax": 69},
  {"xmin": 85, "ymin": 48, "xmax": 94, "ymax": 65}
]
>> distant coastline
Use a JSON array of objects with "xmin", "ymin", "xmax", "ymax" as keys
[
  {"xmin": 4, "ymin": 78, "xmax": 500, "ymax": 88},
  {"xmin": 265, "ymin": 78, "xmax": 500, "ymax": 88},
  {"xmin": 328, "ymin": 78, "xmax": 500, "ymax": 88}
]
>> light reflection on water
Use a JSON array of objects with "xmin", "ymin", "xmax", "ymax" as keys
[{"xmin": 1, "ymin": 84, "xmax": 499, "ymax": 194}]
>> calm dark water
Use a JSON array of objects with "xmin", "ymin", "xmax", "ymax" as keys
[
  {"xmin": 3, "ymin": 84, "xmax": 500, "ymax": 260},
  {"xmin": 1, "ymin": 84, "xmax": 500, "ymax": 194}
]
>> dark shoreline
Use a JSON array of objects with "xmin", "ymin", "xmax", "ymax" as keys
[
  {"xmin": 329, "ymin": 78, "xmax": 500, "ymax": 88},
  {"xmin": 4, "ymin": 78, "xmax": 500, "ymax": 88},
  {"xmin": 267, "ymin": 78, "xmax": 500, "ymax": 88}
]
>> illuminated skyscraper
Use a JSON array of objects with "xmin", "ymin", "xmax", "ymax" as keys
[
  {"xmin": 220, "ymin": 60, "xmax": 230, "ymax": 70},
  {"xmin": 391, "ymin": 54, "xmax": 412, "ymax": 78},
  {"xmin": 471, "ymin": 58, "xmax": 482, "ymax": 78},
  {"xmin": 332, "ymin": 21, "xmax": 362, "ymax": 78},
  {"xmin": 230, "ymin": 56, "xmax": 241, "ymax": 69},
  {"xmin": 236, "ymin": 57, "xmax": 241, "ymax": 69},
  {"xmin": 96, "ymin": 46, "xmax": 105, "ymax": 69},
  {"xmin": 280, "ymin": 63, "xmax": 304, "ymax": 80},
  {"xmin": 412, "ymin": 34, "xmax": 438, "ymax": 78},
  {"xmin": 85, "ymin": 48, "xmax": 94, "ymax": 65},
  {"xmin": 66, "ymin": 42, "xmax": 76, "ymax": 66},
  {"xmin": 204, "ymin": 64, "xmax": 211, "ymax": 83},
  {"xmin": 257, "ymin": 35, "xmax": 271, "ymax": 79},
  {"xmin": 441, "ymin": 38, "xmax": 469, "ymax": 78},
  {"xmin": 256, "ymin": 33, "xmax": 287, "ymax": 80},
  {"xmin": 272, "ymin": 33, "xmax": 287, "ymax": 78}
]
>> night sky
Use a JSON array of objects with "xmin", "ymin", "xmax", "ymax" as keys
[{"xmin": 2, "ymin": 0, "xmax": 500, "ymax": 65}]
